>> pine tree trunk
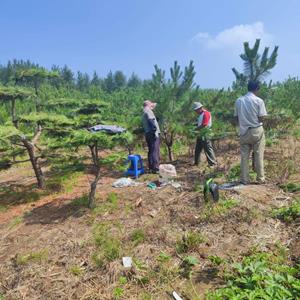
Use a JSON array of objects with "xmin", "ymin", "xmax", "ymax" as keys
[
  {"xmin": 88, "ymin": 166, "xmax": 100, "ymax": 208},
  {"xmin": 167, "ymin": 145, "xmax": 173, "ymax": 162},
  {"xmin": 88, "ymin": 142, "xmax": 100, "ymax": 208},
  {"xmin": 22, "ymin": 139, "xmax": 45, "ymax": 189},
  {"xmin": 11, "ymin": 99, "xmax": 18, "ymax": 128}
]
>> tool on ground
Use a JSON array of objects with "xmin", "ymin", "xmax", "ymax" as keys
[{"xmin": 204, "ymin": 178, "xmax": 219, "ymax": 202}]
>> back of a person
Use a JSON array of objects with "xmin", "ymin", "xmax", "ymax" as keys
[
  {"xmin": 235, "ymin": 92, "xmax": 265, "ymax": 136},
  {"xmin": 234, "ymin": 81, "xmax": 267, "ymax": 184}
]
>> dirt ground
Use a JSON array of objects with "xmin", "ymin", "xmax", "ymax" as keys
[{"xmin": 0, "ymin": 140, "xmax": 299, "ymax": 300}]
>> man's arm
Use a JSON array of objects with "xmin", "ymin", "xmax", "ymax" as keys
[
  {"xmin": 234, "ymin": 116, "xmax": 239, "ymax": 125},
  {"xmin": 258, "ymin": 99, "xmax": 267, "ymax": 123}
]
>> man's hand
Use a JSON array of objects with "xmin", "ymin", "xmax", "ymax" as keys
[{"xmin": 258, "ymin": 116, "xmax": 266, "ymax": 123}]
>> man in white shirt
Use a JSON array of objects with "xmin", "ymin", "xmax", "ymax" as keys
[{"xmin": 234, "ymin": 81, "xmax": 267, "ymax": 184}]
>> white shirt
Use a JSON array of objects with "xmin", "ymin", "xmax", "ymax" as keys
[{"xmin": 234, "ymin": 92, "xmax": 267, "ymax": 136}]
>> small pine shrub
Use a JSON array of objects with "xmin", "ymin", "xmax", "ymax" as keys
[
  {"xmin": 176, "ymin": 231, "xmax": 206, "ymax": 253},
  {"xmin": 131, "ymin": 228, "xmax": 146, "ymax": 246}
]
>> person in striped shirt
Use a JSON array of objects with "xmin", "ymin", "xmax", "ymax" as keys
[{"xmin": 193, "ymin": 102, "xmax": 217, "ymax": 166}]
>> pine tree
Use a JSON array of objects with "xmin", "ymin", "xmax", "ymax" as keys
[
  {"xmin": 127, "ymin": 73, "xmax": 142, "ymax": 88},
  {"xmin": 148, "ymin": 61, "xmax": 196, "ymax": 161},
  {"xmin": 0, "ymin": 85, "xmax": 72, "ymax": 188},
  {"xmin": 232, "ymin": 39, "xmax": 279, "ymax": 87},
  {"xmin": 60, "ymin": 65, "xmax": 75, "ymax": 86},
  {"xmin": 114, "ymin": 71, "xmax": 127, "ymax": 90},
  {"xmin": 103, "ymin": 71, "xmax": 116, "ymax": 93}
]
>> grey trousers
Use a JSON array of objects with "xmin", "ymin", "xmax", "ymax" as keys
[
  {"xmin": 240, "ymin": 126, "xmax": 265, "ymax": 184},
  {"xmin": 194, "ymin": 137, "xmax": 217, "ymax": 166},
  {"xmin": 145, "ymin": 132, "xmax": 160, "ymax": 171}
]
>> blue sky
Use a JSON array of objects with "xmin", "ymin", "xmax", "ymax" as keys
[{"xmin": 1, "ymin": 0, "xmax": 299, "ymax": 88}]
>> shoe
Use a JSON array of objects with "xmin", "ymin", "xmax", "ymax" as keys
[
  {"xmin": 239, "ymin": 181, "xmax": 248, "ymax": 185},
  {"xmin": 253, "ymin": 180, "xmax": 266, "ymax": 185},
  {"xmin": 150, "ymin": 169, "xmax": 159, "ymax": 174}
]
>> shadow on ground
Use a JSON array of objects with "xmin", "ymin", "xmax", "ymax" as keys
[
  {"xmin": 0, "ymin": 182, "xmax": 47, "ymax": 207},
  {"xmin": 23, "ymin": 196, "xmax": 88, "ymax": 225}
]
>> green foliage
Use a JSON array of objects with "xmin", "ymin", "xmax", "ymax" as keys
[
  {"xmin": 69, "ymin": 265, "xmax": 84, "ymax": 276},
  {"xmin": 131, "ymin": 228, "xmax": 146, "ymax": 246},
  {"xmin": 92, "ymin": 223, "xmax": 121, "ymax": 266},
  {"xmin": 200, "ymin": 198, "xmax": 239, "ymax": 222},
  {"xmin": 113, "ymin": 287, "xmax": 124, "ymax": 299},
  {"xmin": 20, "ymin": 112, "xmax": 74, "ymax": 126},
  {"xmin": 9, "ymin": 216, "xmax": 23, "ymax": 229},
  {"xmin": 228, "ymin": 164, "xmax": 256, "ymax": 181},
  {"xmin": 92, "ymin": 193, "xmax": 120, "ymax": 215},
  {"xmin": 272, "ymin": 200, "xmax": 300, "ymax": 222},
  {"xmin": 100, "ymin": 152, "xmax": 128, "ymax": 171},
  {"xmin": 176, "ymin": 231, "xmax": 206, "ymax": 253},
  {"xmin": 280, "ymin": 182, "xmax": 300, "ymax": 193},
  {"xmin": 0, "ymin": 85, "xmax": 33, "ymax": 101},
  {"xmin": 180, "ymin": 255, "xmax": 199, "ymax": 279},
  {"xmin": 206, "ymin": 252, "xmax": 300, "ymax": 300},
  {"xmin": 72, "ymin": 195, "xmax": 90, "ymax": 207},
  {"xmin": 16, "ymin": 249, "xmax": 48, "ymax": 265},
  {"xmin": 232, "ymin": 39, "xmax": 279, "ymax": 87},
  {"xmin": 156, "ymin": 251, "xmax": 171, "ymax": 263},
  {"xmin": 208, "ymin": 255, "xmax": 225, "ymax": 266}
]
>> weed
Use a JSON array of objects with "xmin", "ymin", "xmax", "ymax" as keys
[
  {"xmin": 92, "ymin": 223, "xmax": 121, "ymax": 267},
  {"xmin": 119, "ymin": 276, "xmax": 127, "ymax": 285},
  {"xmin": 92, "ymin": 192, "xmax": 120, "ymax": 215},
  {"xmin": 9, "ymin": 216, "xmax": 23, "ymax": 229},
  {"xmin": 47, "ymin": 170, "xmax": 83, "ymax": 193},
  {"xmin": 176, "ymin": 231, "xmax": 206, "ymax": 254},
  {"xmin": 228, "ymin": 164, "xmax": 256, "ymax": 181},
  {"xmin": 72, "ymin": 195, "xmax": 89, "ymax": 207},
  {"xmin": 156, "ymin": 251, "xmax": 171, "ymax": 263},
  {"xmin": 139, "ymin": 293, "xmax": 152, "ymax": 300},
  {"xmin": 280, "ymin": 182, "xmax": 300, "ymax": 193},
  {"xmin": 124, "ymin": 203, "xmax": 133, "ymax": 215},
  {"xmin": 131, "ymin": 228, "xmax": 145, "ymax": 246},
  {"xmin": 16, "ymin": 249, "xmax": 48, "ymax": 265},
  {"xmin": 69, "ymin": 265, "xmax": 84, "ymax": 276},
  {"xmin": 194, "ymin": 182, "xmax": 203, "ymax": 192},
  {"xmin": 206, "ymin": 251, "xmax": 300, "ymax": 299},
  {"xmin": 107, "ymin": 192, "xmax": 119, "ymax": 205},
  {"xmin": 0, "ymin": 205, "xmax": 8, "ymax": 213},
  {"xmin": 180, "ymin": 256, "xmax": 199, "ymax": 279},
  {"xmin": 113, "ymin": 287, "xmax": 124, "ymax": 299},
  {"xmin": 200, "ymin": 198, "xmax": 239, "ymax": 222},
  {"xmin": 23, "ymin": 210, "xmax": 32, "ymax": 217},
  {"xmin": 208, "ymin": 255, "xmax": 224, "ymax": 266},
  {"xmin": 272, "ymin": 200, "xmax": 300, "ymax": 222}
]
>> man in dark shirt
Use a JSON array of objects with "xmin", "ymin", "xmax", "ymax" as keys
[{"xmin": 142, "ymin": 100, "xmax": 160, "ymax": 173}]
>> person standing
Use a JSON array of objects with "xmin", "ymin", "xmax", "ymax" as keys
[
  {"xmin": 234, "ymin": 81, "xmax": 267, "ymax": 184},
  {"xmin": 193, "ymin": 102, "xmax": 217, "ymax": 166},
  {"xmin": 142, "ymin": 100, "xmax": 160, "ymax": 173}
]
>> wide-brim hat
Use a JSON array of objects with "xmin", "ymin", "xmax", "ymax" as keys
[
  {"xmin": 193, "ymin": 102, "xmax": 203, "ymax": 110},
  {"xmin": 143, "ymin": 100, "xmax": 157, "ymax": 108}
]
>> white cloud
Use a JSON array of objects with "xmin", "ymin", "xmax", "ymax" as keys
[{"xmin": 192, "ymin": 22, "xmax": 274, "ymax": 50}]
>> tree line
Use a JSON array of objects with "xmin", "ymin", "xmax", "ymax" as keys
[{"xmin": 1, "ymin": 39, "xmax": 299, "ymax": 208}]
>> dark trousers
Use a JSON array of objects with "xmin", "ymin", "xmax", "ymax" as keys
[
  {"xmin": 194, "ymin": 137, "xmax": 216, "ymax": 166},
  {"xmin": 145, "ymin": 132, "xmax": 160, "ymax": 171}
]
